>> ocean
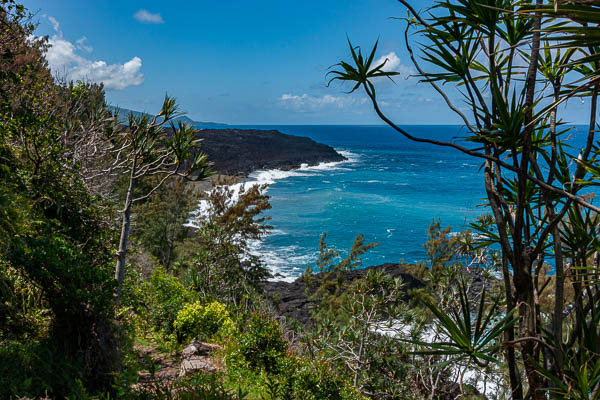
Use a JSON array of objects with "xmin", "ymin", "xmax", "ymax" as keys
[{"xmin": 195, "ymin": 124, "xmax": 589, "ymax": 281}]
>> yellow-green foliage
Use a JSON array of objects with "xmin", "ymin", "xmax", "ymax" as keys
[
  {"xmin": 0, "ymin": 260, "xmax": 49, "ymax": 338},
  {"xmin": 148, "ymin": 267, "xmax": 193, "ymax": 335},
  {"xmin": 173, "ymin": 301, "xmax": 234, "ymax": 342},
  {"xmin": 225, "ymin": 335, "xmax": 365, "ymax": 400}
]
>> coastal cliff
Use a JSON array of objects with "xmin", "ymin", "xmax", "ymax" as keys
[{"xmin": 194, "ymin": 128, "xmax": 346, "ymax": 176}]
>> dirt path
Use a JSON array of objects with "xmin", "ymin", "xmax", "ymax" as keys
[{"xmin": 135, "ymin": 343, "xmax": 180, "ymax": 384}]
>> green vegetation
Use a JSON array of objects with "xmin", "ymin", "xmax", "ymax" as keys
[
  {"xmin": 109, "ymin": 94, "xmax": 213, "ymax": 300},
  {"xmin": 147, "ymin": 267, "xmax": 195, "ymax": 338},
  {"xmin": 0, "ymin": 2, "xmax": 120, "ymax": 396},
  {"xmin": 173, "ymin": 301, "xmax": 235, "ymax": 342},
  {"xmin": 134, "ymin": 177, "xmax": 200, "ymax": 270},
  {"xmin": 3, "ymin": 0, "xmax": 600, "ymax": 398}
]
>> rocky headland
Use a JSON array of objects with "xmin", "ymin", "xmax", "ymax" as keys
[{"xmin": 194, "ymin": 128, "xmax": 346, "ymax": 176}]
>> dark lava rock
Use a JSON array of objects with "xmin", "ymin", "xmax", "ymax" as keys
[
  {"xmin": 262, "ymin": 263, "xmax": 426, "ymax": 326},
  {"xmin": 194, "ymin": 129, "xmax": 346, "ymax": 176}
]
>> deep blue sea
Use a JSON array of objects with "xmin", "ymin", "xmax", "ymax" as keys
[{"xmin": 196, "ymin": 124, "xmax": 589, "ymax": 281}]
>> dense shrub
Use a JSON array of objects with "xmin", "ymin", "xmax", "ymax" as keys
[
  {"xmin": 0, "ymin": 260, "xmax": 48, "ymax": 338},
  {"xmin": 118, "ymin": 371, "xmax": 244, "ymax": 400},
  {"xmin": 222, "ymin": 313, "xmax": 363, "ymax": 400},
  {"xmin": 0, "ymin": 339, "xmax": 98, "ymax": 399},
  {"xmin": 272, "ymin": 356, "xmax": 365, "ymax": 400},
  {"xmin": 119, "ymin": 264, "xmax": 152, "ymax": 317},
  {"xmin": 226, "ymin": 312, "xmax": 287, "ymax": 375},
  {"xmin": 173, "ymin": 300, "xmax": 235, "ymax": 342},
  {"xmin": 148, "ymin": 267, "xmax": 193, "ymax": 335}
]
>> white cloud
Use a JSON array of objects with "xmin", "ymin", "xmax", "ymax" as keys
[
  {"xmin": 47, "ymin": 15, "xmax": 60, "ymax": 32},
  {"xmin": 44, "ymin": 16, "xmax": 143, "ymax": 90},
  {"xmin": 372, "ymin": 52, "xmax": 414, "ymax": 80},
  {"xmin": 76, "ymin": 36, "xmax": 92, "ymax": 53},
  {"xmin": 279, "ymin": 93, "xmax": 355, "ymax": 111},
  {"xmin": 133, "ymin": 9, "xmax": 165, "ymax": 24}
]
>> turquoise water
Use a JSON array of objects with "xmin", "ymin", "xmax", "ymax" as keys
[
  {"xmin": 196, "ymin": 124, "xmax": 588, "ymax": 280},
  {"xmin": 223, "ymin": 124, "xmax": 487, "ymax": 280}
]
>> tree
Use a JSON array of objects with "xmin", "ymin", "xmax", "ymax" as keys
[
  {"xmin": 330, "ymin": 0, "xmax": 600, "ymax": 397},
  {"xmin": 304, "ymin": 232, "xmax": 379, "ymax": 316},
  {"xmin": 133, "ymin": 176, "xmax": 199, "ymax": 270},
  {"xmin": 309, "ymin": 270, "xmax": 419, "ymax": 398},
  {"xmin": 424, "ymin": 220, "xmax": 459, "ymax": 271},
  {"xmin": 99, "ymin": 98, "xmax": 213, "ymax": 299},
  {"xmin": 183, "ymin": 179, "xmax": 272, "ymax": 308}
]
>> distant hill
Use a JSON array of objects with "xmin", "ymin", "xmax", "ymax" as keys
[{"xmin": 108, "ymin": 106, "xmax": 226, "ymax": 127}]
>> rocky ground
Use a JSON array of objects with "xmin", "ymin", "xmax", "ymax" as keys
[{"xmin": 135, "ymin": 341, "xmax": 222, "ymax": 389}]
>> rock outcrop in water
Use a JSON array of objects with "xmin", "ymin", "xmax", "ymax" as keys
[
  {"xmin": 194, "ymin": 128, "xmax": 346, "ymax": 176},
  {"xmin": 262, "ymin": 263, "xmax": 426, "ymax": 326}
]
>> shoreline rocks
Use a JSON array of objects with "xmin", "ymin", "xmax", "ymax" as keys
[{"xmin": 262, "ymin": 263, "xmax": 496, "ymax": 326}]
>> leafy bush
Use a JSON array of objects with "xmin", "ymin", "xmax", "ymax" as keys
[
  {"xmin": 226, "ymin": 312, "xmax": 287, "ymax": 375},
  {"xmin": 119, "ymin": 264, "xmax": 152, "ymax": 317},
  {"xmin": 0, "ymin": 260, "xmax": 48, "ymax": 338},
  {"xmin": 173, "ymin": 301, "xmax": 235, "ymax": 342},
  {"xmin": 181, "ymin": 222, "xmax": 270, "ymax": 310},
  {"xmin": 0, "ymin": 339, "xmax": 97, "ymax": 399},
  {"xmin": 148, "ymin": 267, "xmax": 193, "ymax": 335},
  {"xmin": 270, "ymin": 356, "xmax": 365, "ymax": 400},
  {"xmin": 118, "ymin": 371, "xmax": 246, "ymax": 400}
]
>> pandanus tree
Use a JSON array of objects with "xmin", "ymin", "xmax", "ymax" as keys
[
  {"xmin": 330, "ymin": 0, "xmax": 600, "ymax": 397},
  {"xmin": 100, "ymin": 96, "xmax": 213, "ymax": 299}
]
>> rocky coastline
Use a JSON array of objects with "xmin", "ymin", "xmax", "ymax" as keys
[
  {"xmin": 191, "ymin": 128, "xmax": 493, "ymax": 328},
  {"xmin": 194, "ymin": 128, "xmax": 346, "ymax": 176},
  {"xmin": 192, "ymin": 129, "xmax": 419, "ymax": 326}
]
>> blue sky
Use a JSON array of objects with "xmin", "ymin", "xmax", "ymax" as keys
[{"xmin": 23, "ymin": 0, "xmax": 590, "ymax": 125}]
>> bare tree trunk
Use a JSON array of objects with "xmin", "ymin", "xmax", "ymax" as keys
[
  {"xmin": 552, "ymin": 221, "xmax": 565, "ymax": 370},
  {"xmin": 501, "ymin": 254, "xmax": 524, "ymax": 400},
  {"xmin": 354, "ymin": 317, "xmax": 368, "ymax": 388},
  {"xmin": 114, "ymin": 160, "xmax": 136, "ymax": 300},
  {"xmin": 513, "ymin": 253, "xmax": 545, "ymax": 400}
]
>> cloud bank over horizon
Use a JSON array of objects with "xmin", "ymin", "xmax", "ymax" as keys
[{"xmin": 279, "ymin": 93, "xmax": 361, "ymax": 112}]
